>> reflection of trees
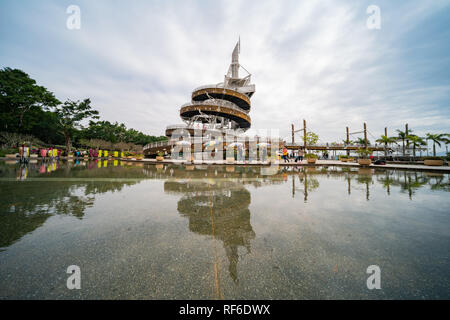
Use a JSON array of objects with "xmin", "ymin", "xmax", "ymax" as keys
[
  {"xmin": 377, "ymin": 170, "xmax": 432, "ymax": 199},
  {"xmin": 0, "ymin": 161, "xmax": 144, "ymax": 249},
  {"xmin": 356, "ymin": 169, "xmax": 373, "ymax": 201},
  {"xmin": 292, "ymin": 168, "xmax": 320, "ymax": 202},
  {"xmin": 165, "ymin": 179, "xmax": 255, "ymax": 284},
  {"xmin": 2, "ymin": 160, "xmax": 448, "ymax": 252},
  {"xmin": 428, "ymin": 173, "xmax": 450, "ymax": 192}
]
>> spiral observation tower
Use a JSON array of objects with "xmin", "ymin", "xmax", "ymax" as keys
[{"xmin": 165, "ymin": 39, "xmax": 255, "ymax": 138}]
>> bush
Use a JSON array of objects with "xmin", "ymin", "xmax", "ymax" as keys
[
  {"xmin": 424, "ymin": 156, "xmax": 443, "ymax": 160},
  {"xmin": 305, "ymin": 153, "xmax": 318, "ymax": 159},
  {"xmin": 0, "ymin": 148, "xmax": 18, "ymax": 157},
  {"xmin": 356, "ymin": 148, "xmax": 372, "ymax": 158}
]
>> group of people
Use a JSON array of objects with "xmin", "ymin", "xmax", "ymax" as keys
[
  {"xmin": 39, "ymin": 147, "xmax": 61, "ymax": 161},
  {"xmin": 281, "ymin": 147, "xmax": 306, "ymax": 163},
  {"xmin": 17, "ymin": 146, "xmax": 120, "ymax": 162},
  {"xmin": 18, "ymin": 144, "xmax": 30, "ymax": 163},
  {"xmin": 281, "ymin": 147, "xmax": 330, "ymax": 162}
]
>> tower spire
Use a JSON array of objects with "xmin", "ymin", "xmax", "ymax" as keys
[{"xmin": 231, "ymin": 38, "xmax": 240, "ymax": 78}]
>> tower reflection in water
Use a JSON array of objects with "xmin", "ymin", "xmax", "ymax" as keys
[{"xmin": 164, "ymin": 172, "xmax": 255, "ymax": 283}]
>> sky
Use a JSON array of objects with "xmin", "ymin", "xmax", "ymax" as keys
[{"xmin": 1, "ymin": 0, "xmax": 449, "ymax": 150}]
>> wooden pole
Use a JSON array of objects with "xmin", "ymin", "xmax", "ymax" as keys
[
  {"xmin": 405, "ymin": 123, "xmax": 409, "ymax": 150},
  {"xmin": 346, "ymin": 126, "xmax": 350, "ymax": 156},
  {"xmin": 364, "ymin": 122, "xmax": 367, "ymax": 148},
  {"xmin": 291, "ymin": 124, "xmax": 295, "ymax": 144},
  {"xmin": 384, "ymin": 127, "xmax": 388, "ymax": 158},
  {"xmin": 303, "ymin": 119, "xmax": 307, "ymax": 152},
  {"xmin": 346, "ymin": 127, "xmax": 350, "ymax": 144}
]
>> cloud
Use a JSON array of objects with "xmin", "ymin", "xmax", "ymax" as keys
[{"xmin": 0, "ymin": 0, "xmax": 449, "ymax": 149}]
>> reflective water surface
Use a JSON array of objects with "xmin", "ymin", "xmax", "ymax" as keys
[{"xmin": 0, "ymin": 160, "xmax": 449, "ymax": 299}]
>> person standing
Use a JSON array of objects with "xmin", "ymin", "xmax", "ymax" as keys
[
  {"xmin": 282, "ymin": 147, "xmax": 289, "ymax": 163},
  {"xmin": 238, "ymin": 146, "xmax": 243, "ymax": 162},
  {"xmin": 295, "ymin": 148, "xmax": 304, "ymax": 162},
  {"xmin": 19, "ymin": 144, "xmax": 25, "ymax": 163},
  {"xmin": 261, "ymin": 147, "xmax": 267, "ymax": 163},
  {"xmin": 40, "ymin": 148, "xmax": 47, "ymax": 161}
]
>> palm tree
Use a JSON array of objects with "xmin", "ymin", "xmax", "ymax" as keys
[
  {"xmin": 356, "ymin": 137, "xmax": 370, "ymax": 147},
  {"xmin": 376, "ymin": 135, "xmax": 397, "ymax": 158},
  {"xmin": 342, "ymin": 139, "xmax": 354, "ymax": 145},
  {"xmin": 425, "ymin": 133, "xmax": 449, "ymax": 156},
  {"xmin": 406, "ymin": 135, "xmax": 426, "ymax": 160},
  {"xmin": 396, "ymin": 129, "xmax": 413, "ymax": 156}
]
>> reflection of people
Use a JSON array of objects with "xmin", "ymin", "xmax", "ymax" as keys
[{"xmin": 17, "ymin": 164, "xmax": 28, "ymax": 180}]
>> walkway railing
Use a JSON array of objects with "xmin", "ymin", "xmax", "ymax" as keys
[{"xmin": 181, "ymin": 99, "xmax": 249, "ymax": 114}]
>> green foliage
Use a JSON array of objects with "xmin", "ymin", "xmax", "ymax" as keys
[
  {"xmin": 305, "ymin": 132, "xmax": 319, "ymax": 145},
  {"xmin": 305, "ymin": 153, "xmax": 318, "ymax": 159},
  {"xmin": 0, "ymin": 68, "xmax": 61, "ymax": 132},
  {"xmin": 423, "ymin": 156, "xmax": 443, "ymax": 160},
  {"xmin": 0, "ymin": 131, "xmax": 44, "ymax": 148},
  {"xmin": 355, "ymin": 148, "xmax": 372, "ymax": 158},
  {"xmin": 81, "ymin": 120, "xmax": 167, "ymax": 146},
  {"xmin": 0, "ymin": 148, "xmax": 18, "ymax": 157},
  {"xmin": 0, "ymin": 68, "xmax": 63, "ymax": 144},
  {"xmin": 53, "ymin": 99, "xmax": 99, "ymax": 153},
  {"xmin": 0, "ymin": 67, "xmax": 166, "ymax": 151},
  {"xmin": 425, "ymin": 133, "xmax": 449, "ymax": 156},
  {"xmin": 342, "ymin": 139, "xmax": 354, "ymax": 145},
  {"xmin": 356, "ymin": 137, "xmax": 371, "ymax": 146},
  {"xmin": 376, "ymin": 135, "xmax": 397, "ymax": 145}
]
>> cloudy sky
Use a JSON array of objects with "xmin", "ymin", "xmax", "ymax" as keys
[{"xmin": 1, "ymin": 0, "xmax": 449, "ymax": 148}]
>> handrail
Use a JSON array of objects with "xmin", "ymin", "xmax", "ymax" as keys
[
  {"xmin": 180, "ymin": 100, "xmax": 249, "ymax": 114},
  {"xmin": 192, "ymin": 84, "xmax": 254, "ymax": 96}
]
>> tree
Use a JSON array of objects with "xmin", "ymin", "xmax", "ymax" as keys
[
  {"xmin": 114, "ymin": 141, "xmax": 133, "ymax": 151},
  {"xmin": 356, "ymin": 137, "xmax": 371, "ymax": 146},
  {"xmin": 396, "ymin": 129, "xmax": 413, "ymax": 156},
  {"xmin": 342, "ymin": 139, "xmax": 354, "ymax": 145},
  {"xmin": 53, "ymin": 99, "xmax": 99, "ymax": 153},
  {"xmin": 406, "ymin": 135, "xmax": 426, "ymax": 159},
  {"xmin": 0, "ymin": 68, "xmax": 60, "ymax": 131},
  {"xmin": 425, "ymin": 133, "xmax": 449, "ymax": 156},
  {"xmin": 305, "ymin": 132, "xmax": 319, "ymax": 146},
  {"xmin": 80, "ymin": 120, "xmax": 167, "ymax": 146},
  {"xmin": 376, "ymin": 135, "xmax": 397, "ymax": 158},
  {"xmin": 0, "ymin": 132, "xmax": 43, "ymax": 148}
]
